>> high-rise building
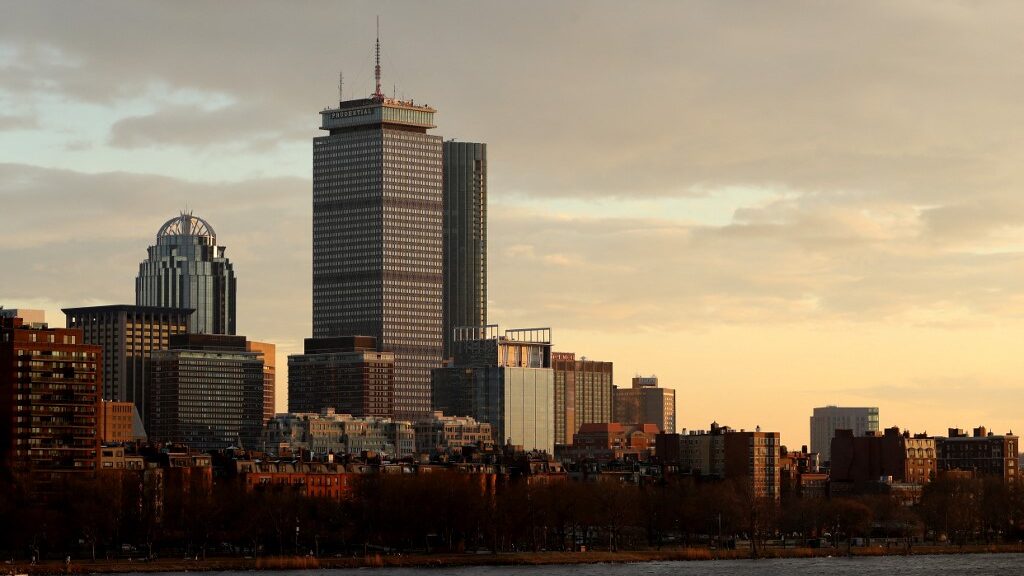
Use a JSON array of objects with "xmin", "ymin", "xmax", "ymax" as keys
[
  {"xmin": 136, "ymin": 212, "xmax": 236, "ymax": 335},
  {"xmin": 551, "ymin": 352, "xmax": 613, "ymax": 445},
  {"xmin": 63, "ymin": 305, "xmax": 191, "ymax": 424},
  {"xmin": 810, "ymin": 405, "xmax": 879, "ymax": 463},
  {"xmin": 432, "ymin": 326, "xmax": 554, "ymax": 453},
  {"xmin": 288, "ymin": 336, "xmax": 395, "ymax": 418},
  {"xmin": 442, "ymin": 141, "xmax": 487, "ymax": 359},
  {"xmin": 0, "ymin": 317, "xmax": 101, "ymax": 492},
  {"xmin": 725, "ymin": 429, "xmax": 781, "ymax": 501},
  {"xmin": 613, "ymin": 376, "xmax": 676, "ymax": 433},
  {"xmin": 246, "ymin": 340, "xmax": 277, "ymax": 425},
  {"xmin": 148, "ymin": 334, "xmax": 264, "ymax": 452},
  {"xmin": 312, "ymin": 48, "xmax": 443, "ymax": 420}
]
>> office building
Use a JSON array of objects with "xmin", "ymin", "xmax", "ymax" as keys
[
  {"xmin": 148, "ymin": 334, "xmax": 264, "ymax": 452},
  {"xmin": 136, "ymin": 212, "xmax": 236, "ymax": 335},
  {"xmin": 0, "ymin": 317, "xmax": 101, "ymax": 491},
  {"xmin": 937, "ymin": 426, "xmax": 1018, "ymax": 483},
  {"xmin": 312, "ymin": 46, "xmax": 443, "ymax": 420},
  {"xmin": 810, "ymin": 405, "xmax": 879, "ymax": 463},
  {"xmin": 432, "ymin": 326, "xmax": 554, "ymax": 453},
  {"xmin": 64, "ymin": 305, "xmax": 191, "ymax": 424},
  {"xmin": 287, "ymin": 336, "xmax": 395, "ymax": 418},
  {"xmin": 247, "ymin": 340, "xmax": 277, "ymax": 425},
  {"xmin": 613, "ymin": 375, "xmax": 676, "ymax": 433},
  {"xmin": 442, "ymin": 141, "xmax": 487, "ymax": 359},
  {"xmin": 552, "ymin": 352, "xmax": 613, "ymax": 445}
]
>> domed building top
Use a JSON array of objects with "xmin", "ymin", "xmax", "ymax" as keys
[{"xmin": 156, "ymin": 212, "xmax": 216, "ymax": 241}]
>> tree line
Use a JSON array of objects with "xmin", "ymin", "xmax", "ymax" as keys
[{"xmin": 1, "ymin": 471, "xmax": 1023, "ymax": 561}]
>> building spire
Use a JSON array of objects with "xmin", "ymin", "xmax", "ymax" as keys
[{"xmin": 373, "ymin": 16, "xmax": 383, "ymax": 100}]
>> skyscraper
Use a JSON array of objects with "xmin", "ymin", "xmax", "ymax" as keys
[
  {"xmin": 136, "ymin": 212, "xmax": 236, "ymax": 335},
  {"xmin": 312, "ymin": 40, "xmax": 443, "ymax": 420},
  {"xmin": 442, "ymin": 141, "xmax": 487, "ymax": 359}
]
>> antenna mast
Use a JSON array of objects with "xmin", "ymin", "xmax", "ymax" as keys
[
  {"xmin": 338, "ymin": 71, "xmax": 344, "ymax": 103},
  {"xmin": 373, "ymin": 16, "xmax": 383, "ymax": 100}
]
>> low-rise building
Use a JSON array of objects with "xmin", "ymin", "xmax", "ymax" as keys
[
  {"xmin": 263, "ymin": 409, "xmax": 414, "ymax": 458},
  {"xmin": 830, "ymin": 427, "xmax": 936, "ymax": 500},
  {"xmin": 556, "ymin": 422, "xmax": 659, "ymax": 463},
  {"xmin": 413, "ymin": 411, "xmax": 493, "ymax": 456},
  {"xmin": 936, "ymin": 426, "xmax": 1018, "ymax": 483}
]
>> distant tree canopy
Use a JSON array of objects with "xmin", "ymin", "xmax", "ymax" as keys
[{"xmin": 2, "ymin": 471, "xmax": 1023, "ymax": 561}]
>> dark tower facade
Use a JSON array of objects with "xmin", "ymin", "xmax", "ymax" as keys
[
  {"xmin": 442, "ymin": 141, "xmax": 487, "ymax": 359},
  {"xmin": 312, "ymin": 65, "xmax": 443, "ymax": 419},
  {"xmin": 136, "ymin": 213, "xmax": 236, "ymax": 335}
]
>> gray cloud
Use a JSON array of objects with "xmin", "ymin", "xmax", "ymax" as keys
[
  {"xmin": 4, "ymin": 1, "xmax": 1024, "ymax": 204},
  {"xmin": 0, "ymin": 113, "xmax": 36, "ymax": 131},
  {"xmin": 108, "ymin": 103, "xmax": 310, "ymax": 151}
]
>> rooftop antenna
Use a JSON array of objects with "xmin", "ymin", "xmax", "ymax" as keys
[
  {"xmin": 373, "ymin": 16, "xmax": 383, "ymax": 100},
  {"xmin": 338, "ymin": 71, "xmax": 344, "ymax": 103}
]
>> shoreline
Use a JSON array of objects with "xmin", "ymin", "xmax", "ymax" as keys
[{"xmin": 10, "ymin": 544, "xmax": 1024, "ymax": 574}]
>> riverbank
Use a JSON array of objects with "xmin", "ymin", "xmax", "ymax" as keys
[{"xmin": 9, "ymin": 544, "xmax": 1024, "ymax": 574}]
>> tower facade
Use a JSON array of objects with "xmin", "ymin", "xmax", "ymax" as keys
[
  {"xmin": 312, "ymin": 90, "xmax": 443, "ymax": 419},
  {"xmin": 136, "ymin": 213, "xmax": 236, "ymax": 335},
  {"xmin": 442, "ymin": 141, "xmax": 487, "ymax": 359},
  {"xmin": 64, "ymin": 305, "xmax": 191, "ymax": 424}
]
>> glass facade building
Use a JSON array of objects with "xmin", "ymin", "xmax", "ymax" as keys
[
  {"xmin": 136, "ymin": 213, "xmax": 236, "ymax": 335},
  {"xmin": 313, "ymin": 96, "xmax": 444, "ymax": 420},
  {"xmin": 442, "ymin": 141, "xmax": 487, "ymax": 359},
  {"xmin": 432, "ymin": 326, "xmax": 555, "ymax": 453}
]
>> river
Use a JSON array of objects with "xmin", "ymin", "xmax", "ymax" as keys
[{"xmin": 124, "ymin": 553, "xmax": 1024, "ymax": 576}]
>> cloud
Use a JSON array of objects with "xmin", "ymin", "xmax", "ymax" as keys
[
  {"xmin": 0, "ymin": 113, "xmax": 36, "ymax": 131},
  {"xmin": 108, "ymin": 103, "xmax": 310, "ymax": 151},
  {"xmin": 1, "ymin": 1, "xmax": 1024, "ymax": 202}
]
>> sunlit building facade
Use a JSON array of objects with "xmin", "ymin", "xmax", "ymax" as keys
[{"xmin": 313, "ymin": 92, "xmax": 443, "ymax": 420}]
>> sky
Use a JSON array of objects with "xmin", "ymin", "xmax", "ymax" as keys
[{"xmin": 4, "ymin": 0, "xmax": 1024, "ymax": 447}]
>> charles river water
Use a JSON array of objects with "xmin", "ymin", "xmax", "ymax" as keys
[{"xmin": 127, "ymin": 554, "xmax": 1024, "ymax": 576}]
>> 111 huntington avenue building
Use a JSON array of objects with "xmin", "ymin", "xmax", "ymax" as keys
[{"xmin": 136, "ymin": 213, "xmax": 237, "ymax": 336}]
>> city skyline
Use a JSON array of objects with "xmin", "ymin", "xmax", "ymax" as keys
[{"xmin": 6, "ymin": 2, "xmax": 1024, "ymax": 447}]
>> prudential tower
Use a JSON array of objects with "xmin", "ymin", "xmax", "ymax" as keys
[{"xmin": 311, "ymin": 31, "xmax": 443, "ymax": 419}]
